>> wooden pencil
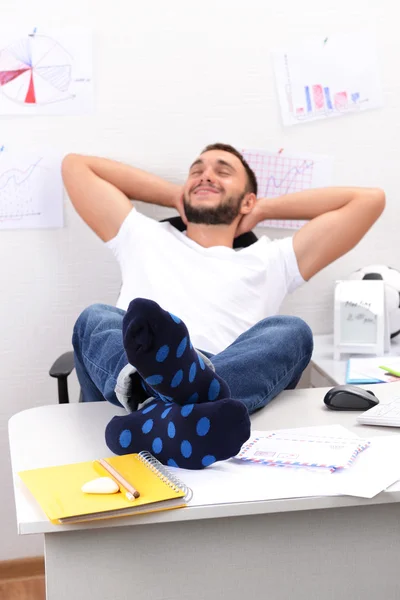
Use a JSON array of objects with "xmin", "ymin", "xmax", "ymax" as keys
[{"xmin": 96, "ymin": 458, "xmax": 140, "ymax": 500}]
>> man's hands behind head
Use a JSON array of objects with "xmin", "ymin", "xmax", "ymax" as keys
[{"xmin": 235, "ymin": 202, "xmax": 262, "ymax": 238}]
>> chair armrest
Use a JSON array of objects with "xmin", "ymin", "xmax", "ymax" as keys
[
  {"xmin": 49, "ymin": 352, "xmax": 75, "ymax": 404},
  {"xmin": 49, "ymin": 351, "xmax": 75, "ymax": 378}
]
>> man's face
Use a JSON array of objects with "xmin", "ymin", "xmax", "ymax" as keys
[{"xmin": 182, "ymin": 150, "xmax": 249, "ymax": 225}]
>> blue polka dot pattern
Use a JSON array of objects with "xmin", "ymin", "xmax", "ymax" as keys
[
  {"xmin": 189, "ymin": 362, "xmax": 197, "ymax": 383},
  {"xmin": 169, "ymin": 313, "xmax": 181, "ymax": 324},
  {"xmin": 119, "ymin": 429, "xmax": 132, "ymax": 448},
  {"xmin": 146, "ymin": 374, "xmax": 163, "ymax": 386},
  {"xmin": 159, "ymin": 394, "xmax": 173, "ymax": 403},
  {"xmin": 208, "ymin": 378, "xmax": 220, "ymax": 401},
  {"xmin": 181, "ymin": 404, "xmax": 195, "ymax": 417},
  {"xmin": 142, "ymin": 403, "xmax": 157, "ymax": 414},
  {"xmin": 176, "ymin": 336, "xmax": 187, "ymax": 358},
  {"xmin": 161, "ymin": 407, "xmax": 172, "ymax": 419},
  {"xmin": 202, "ymin": 455, "xmax": 216, "ymax": 467},
  {"xmin": 181, "ymin": 440, "xmax": 192, "ymax": 458},
  {"xmin": 142, "ymin": 419, "xmax": 153, "ymax": 434},
  {"xmin": 167, "ymin": 421, "xmax": 176, "ymax": 438},
  {"xmin": 168, "ymin": 458, "xmax": 179, "ymax": 467},
  {"xmin": 171, "ymin": 369, "xmax": 183, "ymax": 388},
  {"xmin": 152, "ymin": 437, "xmax": 163, "ymax": 454},
  {"xmin": 121, "ymin": 298, "xmax": 230, "ymax": 409},
  {"xmin": 156, "ymin": 345, "xmax": 170, "ymax": 362},
  {"xmin": 105, "ymin": 393, "xmax": 251, "ymax": 470},
  {"xmin": 196, "ymin": 417, "xmax": 210, "ymax": 436},
  {"xmin": 188, "ymin": 392, "xmax": 199, "ymax": 404}
]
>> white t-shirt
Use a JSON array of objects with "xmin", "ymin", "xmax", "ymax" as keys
[{"xmin": 106, "ymin": 208, "xmax": 304, "ymax": 355}]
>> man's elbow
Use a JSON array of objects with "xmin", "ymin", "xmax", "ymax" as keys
[
  {"xmin": 61, "ymin": 154, "xmax": 87, "ymax": 184},
  {"xmin": 368, "ymin": 187, "xmax": 386, "ymax": 218}
]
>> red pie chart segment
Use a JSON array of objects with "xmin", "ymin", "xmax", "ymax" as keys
[
  {"xmin": 25, "ymin": 70, "xmax": 36, "ymax": 103},
  {"xmin": 0, "ymin": 68, "xmax": 29, "ymax": 86},
  {"xmin": 0, "ymin": 35, "xmax": 74, "ymax": 105}
]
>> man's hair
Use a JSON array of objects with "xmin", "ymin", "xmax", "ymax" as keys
[{"xmin": 201, "ymin": 143, "xmax": 258, "ymax": 196}]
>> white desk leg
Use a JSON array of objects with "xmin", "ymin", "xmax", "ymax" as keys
[{"xmin": 45, "ymin": 505, "xmax": 400, "ymax": 600}]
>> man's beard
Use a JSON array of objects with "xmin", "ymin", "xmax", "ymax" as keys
[{"xmin": 183, "ymin": 191, "xmax": 245, "ymax": 225}]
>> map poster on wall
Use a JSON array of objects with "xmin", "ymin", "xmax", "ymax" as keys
[
  {"xmin": 0, "ymin": 27, "xmax": 93, "ymax": 115},
  {"xmin": 0, "ymin": 148, "xmax": 63, "ymax": 229},
  {"xmin": 272, "ymin": 31, "xmax": 384, "ymax": 127},
  {"xmin": 241, "ymin": 148, "xmax": 333, "ymax": 230}
]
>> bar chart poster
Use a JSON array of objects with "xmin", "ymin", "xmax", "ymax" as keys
[
  {"xmin": 241, "ymin": 148, "xmax": 333, "ymax": 229},
  {"xmin": 272, "ymin": 32, "xmax": 383, "ymax": 127}
]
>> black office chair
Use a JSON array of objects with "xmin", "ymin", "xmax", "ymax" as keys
[{"xmin": 49, "ymin": 216, "xmax": 258, "ymax": 404}]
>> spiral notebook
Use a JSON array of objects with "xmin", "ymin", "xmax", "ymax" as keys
[{"xmin": 18, "ymin": 452, "xmax": 192, "ymax": 525}]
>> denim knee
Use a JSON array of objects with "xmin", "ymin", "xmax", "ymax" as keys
[
  {"xmin": 72, "ymin": 304, "xmax": 111, "ymax": 347},
  {"xmin": 278, "ymin": 316, "xmax": 314, "ymax": 361}
]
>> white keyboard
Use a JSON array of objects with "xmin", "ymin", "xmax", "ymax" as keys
[{"xmin": 357, "ymin": 397, "xmax": 400, "ymax": 427}]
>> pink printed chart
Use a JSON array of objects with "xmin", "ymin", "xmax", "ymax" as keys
[
  {"xmin": 272, "ymin": 31, "xmax": 383, "ymax": 127},
  {"xmin": 241, "ymin": 148, "xmax": 333, "ymax": 229}
]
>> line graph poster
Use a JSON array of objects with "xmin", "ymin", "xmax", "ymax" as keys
[
  {"xmin": 272, "ymin": 31, "xmax": 383, "ymax": 127},
  {"xmin": 0, "ymin": 149, "xmax": 63, "ymax": 229},
  {"xmin": 0, "ymin": 28, "xmax": 93, "ymax": 115},
  {"xmin": 241, "ymin": 148, "xmax": 333, "ymax": 229}
]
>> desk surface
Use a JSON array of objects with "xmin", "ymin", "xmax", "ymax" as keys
[{"xmin": 9, "ymin": 383, "xmax": 400, "ymax": 536}]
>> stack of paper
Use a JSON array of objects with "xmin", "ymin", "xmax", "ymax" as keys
[
  {"xmin": 175, "ymin": 425, "xmax": 400, "ymax": 504},
  {"xmin": 236, "ymin": 432, "xmax": 369, "ymax": 472},
  {"xmin": 346, "ymin": 357, "xmax": 400, "ymax": 384}
]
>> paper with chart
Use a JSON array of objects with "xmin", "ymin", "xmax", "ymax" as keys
[
  {"xmin": 236, "ymin": 432, "xmax": 370, "ymax": 470},
  {"xmin": 272, "ymin": 31, "xmax": 383, "ymax": 127},
  {"xmin": 179, "ymin": 427, "xmax": 400, "ymax": 503},
  {"xmin": 241, "ymin": 148, "xmax": 332, "ymax": 229},
  {"xmin": 0, "ymin": 150, "xmax": 63, "ymax": 229},
  {"xmin": 0, "ymin": 27, "xmax": 93, "ymax": 115}
]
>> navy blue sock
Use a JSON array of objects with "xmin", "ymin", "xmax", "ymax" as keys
[
  {"xmin": 105, "ymin": 398, "xmax": 250, "ymax": 469},
  {"xmin": 122, "ymin": 298, "xmax": 230, "ymax": 406}
]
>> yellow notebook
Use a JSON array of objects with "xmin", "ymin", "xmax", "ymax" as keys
[{"xmin": 18, "ymin": 451, "xmax": 192, "ymax": 525}]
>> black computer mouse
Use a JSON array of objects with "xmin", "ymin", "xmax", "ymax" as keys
[{"xmin": 323, "ymin": 384, "xmax": 380, "ymax": 411}]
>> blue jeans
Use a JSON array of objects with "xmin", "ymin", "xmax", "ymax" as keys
[{"xmin": 72, "ymin": 303, "xmax": 313, "ymax": 415}]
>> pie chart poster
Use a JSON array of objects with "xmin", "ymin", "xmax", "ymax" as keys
[{"xmin": 0, "ymin": 28, "xmax": 93, "ymax": 115}]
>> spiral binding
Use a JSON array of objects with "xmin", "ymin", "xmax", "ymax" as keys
[{"xmin": 138, "ymin": 451, "xmax": 193, "ymax": 502}]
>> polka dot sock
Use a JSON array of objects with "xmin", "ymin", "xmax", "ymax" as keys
[
  {"xmin": 105, "ymin": 397, "xmax": 251, "ymax": 470},
  {"xmin": 122, "ymin": 298, "xmax": 230, "ymax": 406}
]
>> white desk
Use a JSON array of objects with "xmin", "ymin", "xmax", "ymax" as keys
[
  {"xmin": 9, "ymin": 385, "xmax": 400, "ymax": 600},
  {"xmin": 310, "ymin": 333, "xmax": 400, "ymax": 387}
]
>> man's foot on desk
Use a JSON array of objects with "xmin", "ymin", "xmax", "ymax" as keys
[
  {"xmin": 105, "ymin": 397, "xmax": 250, "ymax": 469},
  {"xmin": 122, "ymin": 298, "xmax": 230, "ymax": 406}
]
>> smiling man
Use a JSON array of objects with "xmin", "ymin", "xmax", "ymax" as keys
[
  {"xmin": 62, "ymin": 143, "xmax": 385, "ymax": 468},
  {"xmin": 182, "ymin": 147, "xmax": 258, "ymax": 227}
]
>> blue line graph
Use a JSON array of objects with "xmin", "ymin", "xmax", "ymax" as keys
[
  {"xmin": 261, "ymin": 160, "xmax": 314, "ymax": 197},
  {"xmin": 0, "ymin": 152, "xmax": 63, "ymax": 228},
  {"xmin": 242, "ymin": 151, "xmax": 314, "ymax": 198},
  {"xmin": 0, "ymin": 157, "xmax": 42, "ymax": 191},
  {"xmin": 0, "ymin": 157, "xmax": 45, "ymax": 220},
  {"xmin": 240, "ymin": 149, "xmax": 332, "ymax": 230}
]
